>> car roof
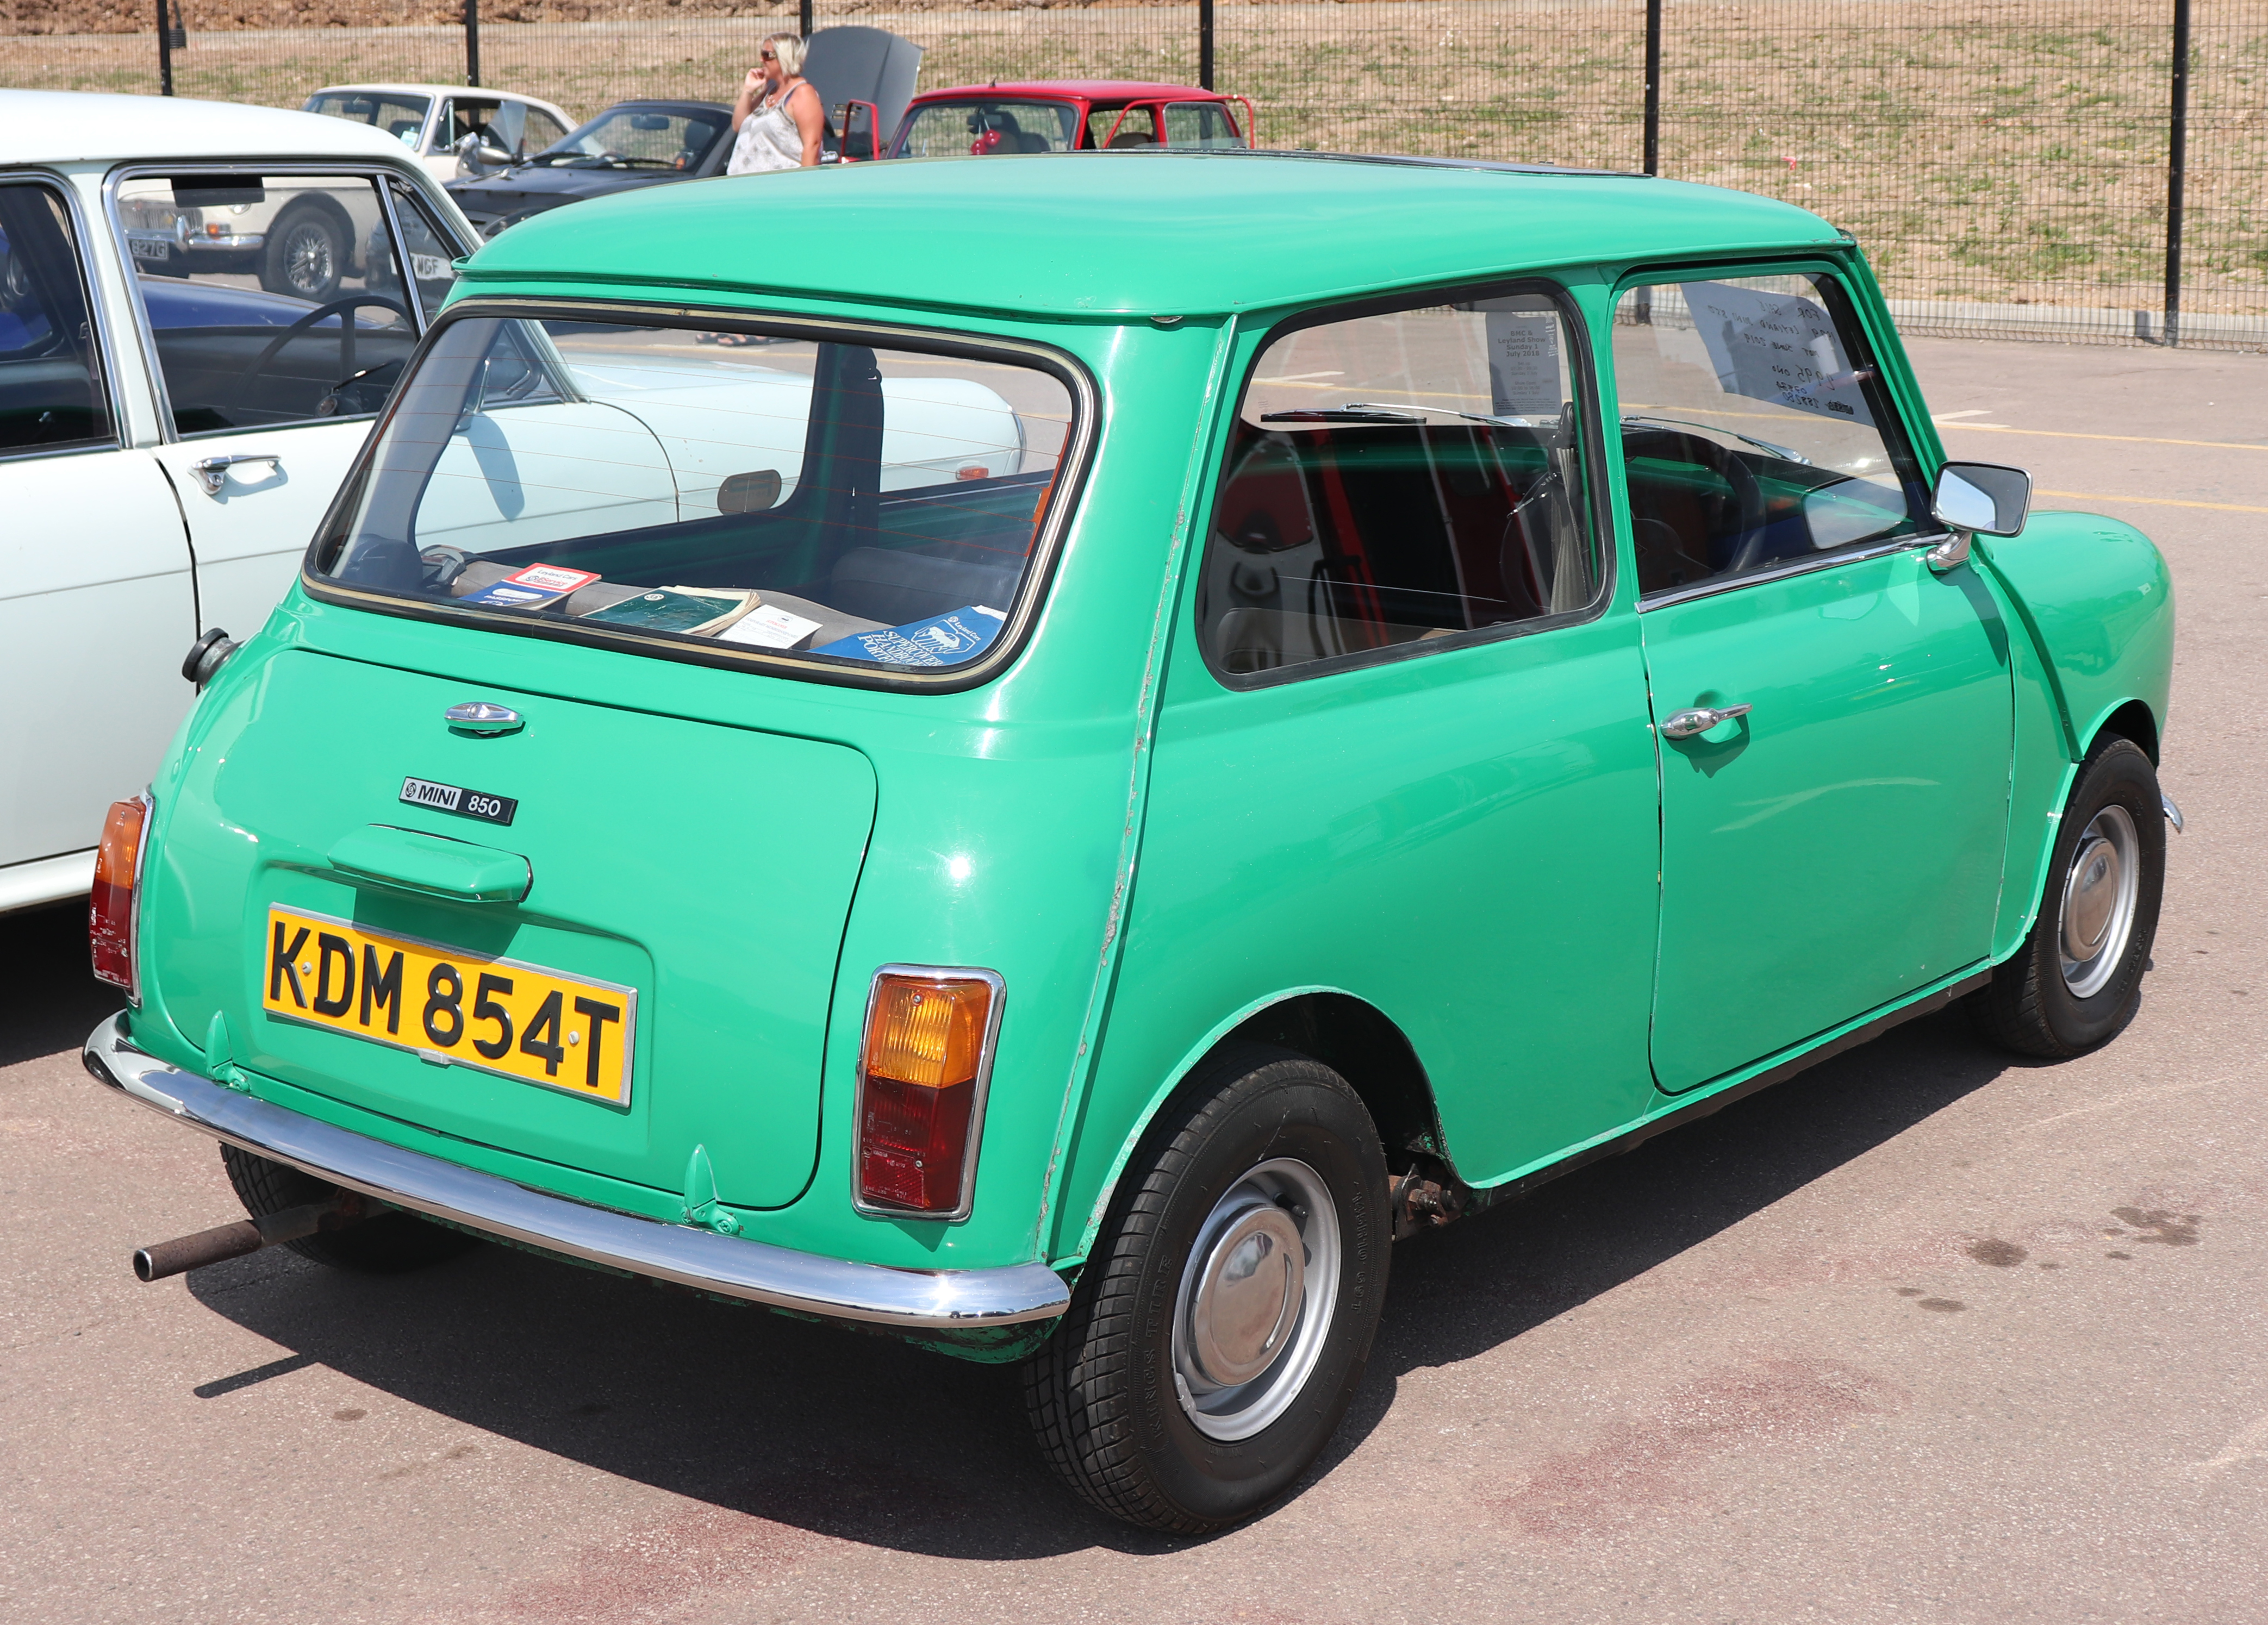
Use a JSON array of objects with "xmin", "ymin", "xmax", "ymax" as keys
[
  {"xmin": 592, "ymin": 99, "xmax": 733, "ymax": 113},
  {"xmin": 911, "ymin": 81, "xmax": 1221, "ymax": 103},
  {"xmin": 309, "ymin": 83, "xmax": 566, "ymax": 111},
  {"xmin": 3, "ymin": 90, "xmax": 426, "ymax": 166},
  {"xmin": 463, "ymin": 149, "xmax": 1841, "ymax": 321}
]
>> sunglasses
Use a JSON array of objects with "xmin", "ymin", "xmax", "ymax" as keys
[{"xmin": 759, "ymin": 51, "xmax": 776, "ymax": 60}]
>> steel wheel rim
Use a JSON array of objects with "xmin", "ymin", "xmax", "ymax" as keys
[
  {"xmin": 2059, "ymin": 803, "xmax": 2139, "ymax": 999},
  {"xmin": 1170, "ymin": 1157, "xmax": 1340, "ymax": 1442},
  {"xmin": 284, "ymin": 224, "xmax": 335, "ymax": 296}
]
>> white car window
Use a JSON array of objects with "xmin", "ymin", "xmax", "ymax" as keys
[
  {"xmin": 116, "ymin": 173, "xmax": 416, "ymax": 435},
  {"xmin": 0, "ymin": 180, "xmax": 113, "ymax": 457}
]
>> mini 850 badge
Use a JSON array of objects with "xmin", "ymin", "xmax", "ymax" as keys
[{"xmin": 399, "ymin": 777, "xmax": 518, "ymax": 826}]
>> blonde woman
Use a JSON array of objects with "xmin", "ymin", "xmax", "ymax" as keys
[{"xmin": 727, "ymin": 33, "xmax": 825, "ymax": 175}]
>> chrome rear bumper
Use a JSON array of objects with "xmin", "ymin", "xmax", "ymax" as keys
[{"xmin": 83, "ymin": 1015, "xmax": 1069, "ymax": 1331}]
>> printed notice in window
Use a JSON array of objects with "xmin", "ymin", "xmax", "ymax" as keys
[
  {"xmin": 1683, "ymin": 280, "xmax": 1875, "ymax": 427},
  {"xmin": 1484, "ymin": 310, "xmax": 1563, "ymax": 418}
]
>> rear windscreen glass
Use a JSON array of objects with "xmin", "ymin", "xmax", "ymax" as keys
[{"xmin": 310, "ymin": 315, "xmax": 1082, "ymax": 678}]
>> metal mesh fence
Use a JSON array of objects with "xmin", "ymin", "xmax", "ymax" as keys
[{"xmin": 7, "ymin": 1, "xmax": 2263, "ymax": 348}]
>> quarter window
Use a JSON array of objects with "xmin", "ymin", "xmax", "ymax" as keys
[
  {"xmin": 1612, "ymin": 273, "xmax": 1930, "ymax": 597},
  {"xmin": 116, "ymin": 172, "xmax": 419, "ymax": 434},
  {"xmin": 0, "ymin": 180, "xmax": 113, "ymax": 455},
  {"xmin": 1198, "ymin": 292, "xmax": 1603, "ymax": 680}
]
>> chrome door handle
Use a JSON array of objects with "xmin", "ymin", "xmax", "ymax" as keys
[
  {"xmin": 1660, "ymin": 703, "xmax": 1753, "ymax": 739},
  {"xmin": 191, "ymin": 453, "xmax": 281, "ymax": 496}
]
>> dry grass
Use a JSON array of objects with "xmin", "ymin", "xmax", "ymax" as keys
[{"xmin": 7, "ymin": 0, "xmax": 2263, "ymax": 319}]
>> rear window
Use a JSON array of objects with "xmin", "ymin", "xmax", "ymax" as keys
[{"xmin": 309, "ymin": 312, "xmax": 1085, "ymax": 684}]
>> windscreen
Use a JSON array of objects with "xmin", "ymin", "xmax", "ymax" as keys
[
  {"xmin": 311, "ymin": 315, "xmax": 1081, "ymax": 678},
  {"xmin": 530, "ymin": 108, "xmax": 724, "ymax": 169},
  {"xmin": 894, "ymin": 101, "xmax": 1080, "ymax": 157},
  {"xmin": 304, "ymin": 91, "xmax": 432, "ymax": 146}
]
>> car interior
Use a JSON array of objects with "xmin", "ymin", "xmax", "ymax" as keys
[
  {"xmin": 1200, "ymin": 409, "xmax": 1597, "ymax": 676},
  {"xmin": 0, "ymin": 183, "xmax": 113, "ymax": 454},
  {"xmin": 325, "ymin": 334, "xmax": 1065, "ymax": 667}
]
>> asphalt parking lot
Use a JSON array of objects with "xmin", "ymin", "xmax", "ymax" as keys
[{"xmin": 2, "ymin": 333, "xmax": 2262, "ymax": 1624}]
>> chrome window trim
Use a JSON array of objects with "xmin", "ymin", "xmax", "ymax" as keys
[
  {"xmin": 0, "ymin": 168, "xmax": 127, "ymax": 463},
  {"xmin": 1635, "ymin": 529, "xmax": 1958, "ymax": 612},
  {"xmin": 101, "ymin": 160, "xmax": 474, "ymax": 445},
  {"xmin": 848, "ymin": 964, "xmax": 1008, "ymax": 1224},
  {"xmin": 299, "ymin": 295, "xmax": 1101, "ymax": 696}
]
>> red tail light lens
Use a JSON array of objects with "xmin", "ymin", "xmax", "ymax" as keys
[
  {"xmin": 855, "ymin": 969, "xmax": 1000, "ymax": 1216},
  {"xmin": 90, "ymin": 795, "xmax": 149, "ymax": 996}
]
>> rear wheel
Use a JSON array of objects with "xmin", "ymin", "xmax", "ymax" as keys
[
  {"xmin": 1022, "ymin": 1045, "xmax": 1389, "ymax": 1533},
  {"xmin": 1972, "ymin": 736, "xmax": 2165, "ymax": 1057},
  {"xmin": 220, "ymin": 1144, "xmax": 478, "ymax": 1273}
]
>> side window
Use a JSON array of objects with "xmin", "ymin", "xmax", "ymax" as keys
[
  {"xmin": 369, "ymin": 180, "xmax": 463, "ymax": 323},
  {"xmin": 446, "ymin": 98, "xmax": 525, "ymax": 158},
  {"xmin": 1162, "ymin": 102, "xmax": 1244, "ymax": 148},
  {"xmin": 1198, "ymin": 291, "xmax": 1603, "ymax": 680},
  {"xmin": 522, "ymin": 108, "xmax": 570, "ymax": 154},
  {"xmin": 1612, "ymin": 273, "xmax": 1930, "ymax": 597},
  {"xmin": 1100, "ymin": 107, "xmax": 1160, "ymax": 147},
  {"xmin": 0, "ymin": 179, "xmax": 113, "ymax": 455},
  {"xmin": 116, "ymin": 172, "xmax": 417, "ymax": 434}
]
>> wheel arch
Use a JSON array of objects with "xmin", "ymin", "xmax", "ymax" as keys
[
  {"xmin": 2089, "ymin": 697, "xmax": 2159, "ymax": 765},
  {"xmin": 1055, "ymin": 987, "xmax": 1445, "ymax": 1266}
]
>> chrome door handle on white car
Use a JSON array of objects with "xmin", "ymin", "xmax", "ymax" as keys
[{"xmin": 190, "ymin": 453, "xmax": 282, "ymax": 496}]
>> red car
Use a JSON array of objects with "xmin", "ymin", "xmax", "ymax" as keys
[{"xmin": 885, "ymin": 80, "xmax": 1254, "ymax": 158}]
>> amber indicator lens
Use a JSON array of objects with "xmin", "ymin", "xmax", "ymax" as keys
[
  {"xmin": 857, "ymin": 973, "xmax": 993, "ymax": 1213},
  {"xmin": 90, "ymin": 797, "xmax": 148, "ymax": 991}
]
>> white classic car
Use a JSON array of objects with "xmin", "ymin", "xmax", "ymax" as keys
[
  {"xmin": 301, "ymin": 84, "xmax": 577, "ymax": 184},
  {"xmin": 0, "ymin": 90, "xmax": 481, "ymax": 914}
]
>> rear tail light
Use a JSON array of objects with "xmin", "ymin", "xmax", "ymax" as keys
[
  {"xmin": 854, "ymin": 967, "xmax": 1002, "ymax": 1217},
  {"xmin": 90, "ymin": 795, "xmax": 151, "ymax": 998}
]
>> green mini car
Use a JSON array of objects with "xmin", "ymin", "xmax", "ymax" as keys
[{"xmin": 86, "ymin": 151, "xmax": 2177, "ymax": 1534}]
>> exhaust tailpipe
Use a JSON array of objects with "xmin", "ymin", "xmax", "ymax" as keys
[{"xmin": 133, "ymin": 1193, "xmax": 366, "ymax": 1282}]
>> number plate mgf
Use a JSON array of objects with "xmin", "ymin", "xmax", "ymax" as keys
[{"xmin": 260, "ymin": 906, "xmax": 637, "ymax": 1107}]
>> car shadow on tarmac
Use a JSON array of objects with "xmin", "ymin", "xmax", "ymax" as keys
[
  {"xmin": 174, "ymin": 999, "xmax": 2035, "ymax": 1558},
  {"xmin": 2, "ymin": 901, "xmax": 124, "ymax": 1070}
]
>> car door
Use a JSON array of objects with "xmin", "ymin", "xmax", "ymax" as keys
[
  {"xmin": 1611, "ymin": 269, "xmax": 2013, "ymax": 1093},
  {"xmin": 0, "ymin": 175, "xmax": 196, "ymax": 883},
  {"xmin": 1133, "ymin": 284, "xmax": 1664, "ymax": 1181},
  {"xmin": 116, "ymin": 167, "xmax": 466, "ymax": 648}
]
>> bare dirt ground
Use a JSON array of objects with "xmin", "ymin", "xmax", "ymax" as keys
[
  {"xmin": 8, "ymin": 1, "xmax": 2266, "ymax": 319},
  {"xmin": 2, "ymin": 332, "xmax": 2263, "ymax": 1622}
]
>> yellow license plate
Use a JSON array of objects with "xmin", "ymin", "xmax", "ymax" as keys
[{"xmin": 262, "ymin": 906, "xmax": 638, "ymax": 1108}]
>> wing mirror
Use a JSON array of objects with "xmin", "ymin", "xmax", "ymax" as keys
[
  {"xmin": 1924, "ymin": 461, "xmax": 2031, "ymax": 572},
  {"xmin": 1932, "ymin": 461, "xmax": 2031, "ymax": 537}
]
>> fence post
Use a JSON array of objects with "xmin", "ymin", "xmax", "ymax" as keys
[
  {"xmin": 2164, "ymin": 0, "xmax": 2190, "ymax": 346},
  {"xmin": 465, "ymin": 0, "xmax": 481, "ymax": 88},
  {"xmin": 801, "ymin": 0, "xmax": 814, "ymax": 40},
  {"xmin": 155, "ymin": 0, "xmax": 175, "ymax": 96},
  {"xmin": 1642, "ymin": 0, "xmax": 1662, "ymax": 175},
  {"xmin": 1200, "ymin": 0, "xmax": 1215, "ymax": 90}
]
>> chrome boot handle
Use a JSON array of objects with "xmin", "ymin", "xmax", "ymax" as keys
[{"xmin": 1660, "ymin": 703, "xmax": 1753, "ymax": 739}]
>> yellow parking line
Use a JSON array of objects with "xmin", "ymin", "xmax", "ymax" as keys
[
  {"xmin": 1944, "ymin": 422, "xmax": 2268, "ymax": 453},
  {"xmin": 2039, "ymin": 489, "xmax": 2268, "ymax": 514}
]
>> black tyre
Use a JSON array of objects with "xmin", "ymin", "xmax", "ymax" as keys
[
  {"xmin": 220, "ymin": 1144, "xmax": 478, "ymax": 1273},
  {"xmin": 1023, "ymin": 1044, "xmax": 1390, "ymax": 1534},
  {"xmin": 1972, "ymin": 736, "xmax": 2165, "ymax": 1058},
  {"xmin": 260, "ymin": 202, "xmax": 346, "ymax": 301}
]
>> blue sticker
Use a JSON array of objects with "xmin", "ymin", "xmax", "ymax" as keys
[{"xmin": 815, "ymin": 605, "xmax": 1007, "ymax": 667}]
